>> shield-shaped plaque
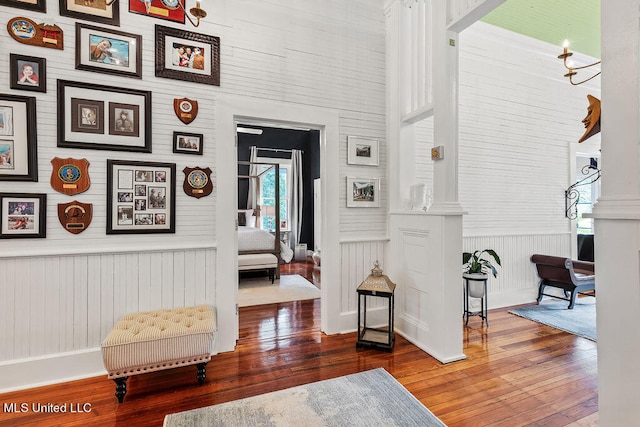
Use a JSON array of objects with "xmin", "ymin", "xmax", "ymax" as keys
[
  {"xmin": 50, "ymin": 157, "xmax": 91, "ymax": 195},
  {"xmin": 173, "ymin": 98, "xmax": 198, "ymax": 124},
  {"xmin": 183, "ymin": 166, "xmax": 213, "ymax": 199},
  {"xmin": 57, "ymin": 201, "xmax": 93, "ymax": 234}
]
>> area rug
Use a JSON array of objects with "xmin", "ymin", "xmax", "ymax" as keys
[
  {"xmin": 238, "ymin": 274, "xmax": 321, "ymax": 307},
  {"xmin": 509, "ymin": 299, "xmax": 596, "ymax": 341},
  {"xmin": 163, "ymin": 368, "xmax": 446, "ymax": 427}
]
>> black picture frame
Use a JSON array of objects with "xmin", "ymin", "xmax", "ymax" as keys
[
  {"xmin": 0, "ymin": 94, "xmax": 38, "ymax": 181},
  {"xmin": 107, "ymin": 160, "xmax": 176, "ymax": 234},
  {"xmin": 0, "ymin": 0, "xmax": 46, "ymax": 12},
  {"xmin": 173, "ymin": 131, "xmax": 203, "ymax": 155},
  {"xmin": 57, "ymin": 80, "xmax": 152, "ymax": 153},
  {"xmin": 75, "ymin": 23, "xmax": 142, "ymax": 79},
  {"xmin": 59, "ymin": 0, "xmax": 120, "ymax": 26},
  {"xmin": 10, "ymin": 54, "xmax": 46, "ymax": 93},
  {"xmin": 0, "ymin": 192, "xmax": 46, "ymax": 239},
  {"xmin": 155, "ymin": 25, "xmax": 220, "ymax": 86}
]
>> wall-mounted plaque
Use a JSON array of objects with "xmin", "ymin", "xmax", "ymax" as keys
[
  {"xmin": 57, "ymin": 201, "xmax": 93, "ymax": 234},
  {"xmin": 50, "ymin": 157, "xmax": 90, "ymax": 195},
  {"xmin": 7, "ymin": 17, "xmax": 63, "ymax": 50},
  {"xmin": 173, "ymin": 98, "xmax": 198, "ymax": 124},
  {"xmin": 183, "ymin": 166, "xmax": 212, "ymax": 199}
]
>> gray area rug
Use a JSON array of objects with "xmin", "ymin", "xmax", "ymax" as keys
[
  {"xmin": 163, "ymin": 368, "xmax": 446, "ymax": 426},
  {"xmin": 509, "ymin": 299, "xmax": 596, "ymax": 341}
]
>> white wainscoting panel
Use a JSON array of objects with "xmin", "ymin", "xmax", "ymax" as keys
[
  {"xmin": 463, "ymin": 233, "xmax": 571, "ymax": 308},
  {"xmin": 0, "ymin": 248, "xmax": 216, "ymax": 391},
  {"xmin": 389, "ymin": 212, "xmax": 465, "ymax": 363},
  {"xmin": 339, "ymin": 239, "xmax": 387, "ymax": 332}
]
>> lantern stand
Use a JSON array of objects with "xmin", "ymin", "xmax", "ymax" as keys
[{"xmin": 356, "ymin": 261, "xmax": 396, "ymax": 352}]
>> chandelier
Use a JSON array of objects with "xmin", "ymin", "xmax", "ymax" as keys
[{"xmin": 558, "ymin": 39, "xmax": 601, "ymax": 86}]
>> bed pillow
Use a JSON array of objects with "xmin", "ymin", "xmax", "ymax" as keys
[
  {"xmin": 241, "ymin": 209, "xmax": 256, "ymax": 227},
  {"xmin": 238, "ymin": 211, "xmax": 247, "ymax": 226}
]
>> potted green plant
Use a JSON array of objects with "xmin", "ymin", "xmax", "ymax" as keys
[{"xmin": 462, "ymin": 249, "xmax": 501, "ymax": 297}]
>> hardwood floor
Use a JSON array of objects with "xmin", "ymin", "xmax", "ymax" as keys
[{"xmin": 0, "ymin": 281, "xmax": 598, "ymax": 426}]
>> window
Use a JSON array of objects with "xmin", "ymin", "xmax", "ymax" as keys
[
  {"xmin": 258, "ymin": 161, "xmax": 290, "ymax": 232},
  {"xmin": 575, "ymin": 156, "xmax": 600, "ymax": 235}
]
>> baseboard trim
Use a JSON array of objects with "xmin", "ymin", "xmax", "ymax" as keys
[
  {"xmin": 395, "ymin": 327, "xmax": 467, "ymax": 364},
  {"xmin": 0, "ymin": 348, "xmax": 105, "ymax": 393}
]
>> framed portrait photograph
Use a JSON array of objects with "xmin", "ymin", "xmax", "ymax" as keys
[
  {"xmin": 59, "ymin": 0, "xmax": 120, "ymax": 26},
  {"xmin": 346, "ymin": 177, "xmax": 380, "ymax": 208},
  {"xmin": 173, "ymin": 131, "xmax": 203, "ymax": 155},
  {"xmin": 75, "ymin": 23, "xmax": 142, "ymax": 79},
  {"xmin": 0, "ymin": 0, "xmax": 46, "ymax": 12},
  {"xmin": 129, "ymin": 0, "xmax": 185, "ymax": 23},
  {"xmin": 0, "ymin": 94, "xmax": 38, "ymax": 181},
  {"xmin": 0, "ymin": 193, "xmax": 46, "ymax": 238},
  {"xmin": 9, "ymin": 54, "xmax": 46, "ymax": 93},
  {"xmin": 107, "ymin": 160, "xmax": 176, "ymax": 234},
  {"xmin": 155, "ymin": 25, "xmax": 220, "ymax": 86},
  {"xmin": 57, "ymin": 80, "xmax": 151, "ymax": 153},
  {"xmin": 347, "ymin": 136, "xmax": 379, "ymax": 166}
]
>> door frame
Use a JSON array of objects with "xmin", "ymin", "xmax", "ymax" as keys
[{"xmin": 215, "ymin": 94, "xmax": 341, "ymax": 352}]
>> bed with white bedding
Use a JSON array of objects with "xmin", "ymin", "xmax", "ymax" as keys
[{"xmin": 238, "ymin": 226, "xmax": 294, "ymax": 263}]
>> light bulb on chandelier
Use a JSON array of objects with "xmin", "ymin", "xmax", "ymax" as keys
[{"xmin": 557, "ymin": 39, "xmax": 601, "ymax": 86}]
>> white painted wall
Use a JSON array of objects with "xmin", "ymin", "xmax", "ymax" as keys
[
  {"xmin": 413, "ymin": 22, "xmax": 601, "ymax": 308},
  {"xmin": 0, "ymin": 0, "xmax": 388, "ymax": 391}
]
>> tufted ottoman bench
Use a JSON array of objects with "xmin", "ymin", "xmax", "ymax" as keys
[
  {"xmin": 238, "ymin": 253, "xmax": 279, "ymax": 283},
  {"xmin": 101, "ymin": 305, "xmax": 216, "ymax": 403}
]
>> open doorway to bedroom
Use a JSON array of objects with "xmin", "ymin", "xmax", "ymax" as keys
[{"xmin": 236, "ymin": 123, "xmax": 321, "ymax": 310}]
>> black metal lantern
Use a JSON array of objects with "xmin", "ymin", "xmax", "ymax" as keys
[{"xmin": 356, "ymin": 261, "xmax": 396, "ymax": 352}]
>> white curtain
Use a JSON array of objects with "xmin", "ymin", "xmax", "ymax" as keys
[
  {"xmin": 291, "ymin": 149, "xmax": 304, "ymax": 246},
  {"xmin": 247, "ymin": 146, "xmax": 259, "ymax": 210}
]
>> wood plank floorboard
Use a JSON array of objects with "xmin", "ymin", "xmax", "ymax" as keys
[{"xmin": 0, "ymin": 275, "xmax": 598, "ymax": 426}]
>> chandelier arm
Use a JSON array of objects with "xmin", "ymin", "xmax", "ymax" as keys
[
  {"xmin": 570, "ymin": 61, "xmax": 601, "ymax": 71},
  {"xmin": 569, "ymin": 71, "xmax": 602, "ymax": 86}
]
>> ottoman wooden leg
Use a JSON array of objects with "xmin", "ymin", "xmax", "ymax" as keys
[
  {"xmin": 114, "ymin": 377, "xmax": 128, "ymax": 403},
  {"xmin": 196, "ymin": 362, "xmax": 208, "ymax": 385}
]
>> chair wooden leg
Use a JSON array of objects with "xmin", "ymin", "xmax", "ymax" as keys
[
  {"xmin": 114, "ymin": 377, "xmax": 128, "ymax": 403},
  {"xmin": 568, "ymin": 290, "xmax": 577, "ymax": 309},
  {"xmin": 196, "ymin": 362, "xmax": 208, "ymax": 385},
  {"xmin": 536, "ymin": 280, "xmax": 546, "ymax": 304}
]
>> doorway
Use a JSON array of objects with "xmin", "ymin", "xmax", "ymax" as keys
[
  {"xmin": 236, "ymin": 124, "xmax": 321, "ymax": 308},
  {"xmin": 214, "ymin": 95, "xmax": 341, "ymax": 353}
]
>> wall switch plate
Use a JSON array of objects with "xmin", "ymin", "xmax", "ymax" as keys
[{"xmin": 431, "ymin": 145, "xmax": 444, "ymax": 160}]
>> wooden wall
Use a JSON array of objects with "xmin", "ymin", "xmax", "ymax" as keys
[{"xmin": 0, "ymin": 0, "xmax": 388, "ymax": 391}]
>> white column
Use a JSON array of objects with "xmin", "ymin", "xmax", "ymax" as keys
[
  {"xmin": 387, "ymin": 1, "xmax": 417, "ymax": 210},
  {"xmin": 591, "ymin": 0, "xmax": 640, "ymax": 424},
  {"xmin": 431, "ymin": 1, "xmax": 463, "ymax": 212}
]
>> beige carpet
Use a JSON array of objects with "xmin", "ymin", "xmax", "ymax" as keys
[{"xmin": 238, "ymin": 274, "xmax": 321, "ymax": 307}]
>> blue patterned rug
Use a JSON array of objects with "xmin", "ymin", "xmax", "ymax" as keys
[
  {"xmin": 509, "ymin": 299, "xmax": 596, "ymax": 341},
  {"xmin": 163, "ymin": 368, "xmax": 446, "ymax": 426}
]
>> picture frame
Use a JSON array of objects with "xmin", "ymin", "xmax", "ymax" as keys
[
  {"xmin": 59, "ymin": 0, "xmax": 120, "ymax": 26},
  {"xmin": 129, "ymin": 0, "xmax": 185, "ymax": 23},
  {"xmin": 10, "ymin": 54, "xmax": 46, "ymax": 93},
  {"xmin": 173, "ymin": 131, "xmax": 203, "ymax": 155},
  {"xmin": 346, "ymin": 177, "xmax": 380, "ymax": 208},
  {"xmin": 0, "ymin": 0, "xmax": 46, "ymax": 13},
  {"xmin": 0, "ymin": 193, "xmax": 46, "ymax": 238},
  {"xmin": 57, "ymin": 80, "xmax": 152, "ymax": 153},
  {"xmin": 75, "ymin": 23, "xmax": 142, "ymax": 79},
  {"xmin": 0, "ymin": 94, "xmax": 38, "ymax": 181},
  {"xmin": 347, "ymin": 136, "xmax": 379, "ymax": 166},
  {"xmin": 155, "ymin": 25, "xmax": 220, "ymax": 86},
  {"xmin": 107, "ymin": 160, "xmax": 176, "ymax": 234}
]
